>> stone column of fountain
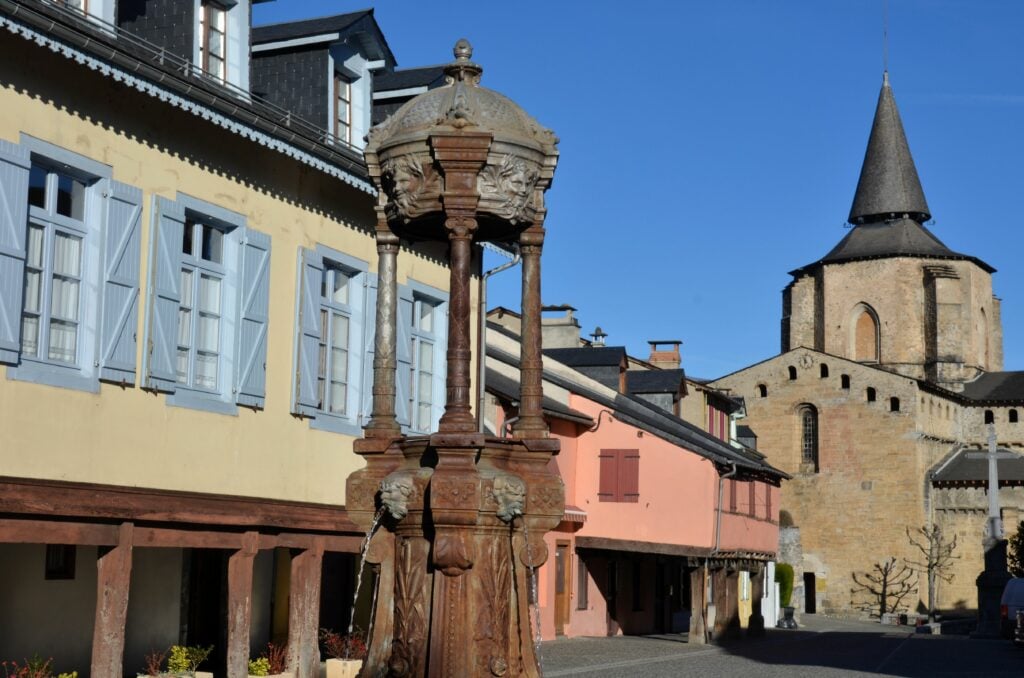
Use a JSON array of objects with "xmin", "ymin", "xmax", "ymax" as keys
[{"xmin": 346, "ymin": 40, "xmax": 562, "ymax": 677}]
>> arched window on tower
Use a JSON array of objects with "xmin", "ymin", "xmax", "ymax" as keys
[
  {"xmin": 798, "ymin": 404, "xmax": 819, "ymax": 472},
  {"xmin": 890, "ymin": 397, "xmax": 900, "ymax": 412},
  {"xmin": 984, "ymin": 410, "xmax": 994, "ymax": 424},
  {"xmin": 851, "ymin": 304, "xmax": 880, "ymax": 363},
  {"xmin": 866, "ymin": 387, "xmax": 876, "ymax": 402},
  {"xmin": 757, "ymin": 384, "xmax": 768, "ymax": 398},
  {"xmin": 1010, "ymin": 409, "xmax": 1018, "ymax": 424},
  {"xmin": 841, "ymin": 374, "xmax": 850, "ymax": 389},
  {"xmin": 788, "ymin": 366, "xmax": 797, "ymax": 380},
  {"xmin": 820, "ymin": 364, "xmax": 829, "ymax": 378}
]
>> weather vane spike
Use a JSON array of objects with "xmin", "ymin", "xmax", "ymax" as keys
[{"xmin": 883, "ymin": 0, "xmax": 889, "ymax": 75}]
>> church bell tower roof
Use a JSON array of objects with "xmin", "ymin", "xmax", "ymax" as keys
[{"xmin": 848, "ymin": 72, "xmax": 931, "ymax": 224}]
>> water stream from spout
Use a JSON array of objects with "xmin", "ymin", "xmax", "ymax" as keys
[
  {"xmin": 348, "ymin": 507, "xmax": 385, "ymax": 652},
  {"xmin": 522, "ymin": 519, "xmax": 543, "ymax": 674}
]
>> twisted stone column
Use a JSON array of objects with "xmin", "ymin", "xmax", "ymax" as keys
[
  {"xmin": 513, "ymin": 226, "xmax": 548, "ymax": 438},
  {"xmin": 365, "ymin": 226, "xmax": 401, "ymax": 438}
]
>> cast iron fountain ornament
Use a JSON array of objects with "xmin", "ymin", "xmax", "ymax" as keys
[{"xmin": 346, "ymin": 39, "xmax": 562, "ymax": 677}]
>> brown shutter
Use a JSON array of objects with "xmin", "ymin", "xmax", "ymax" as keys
[
  {"xmin": 729, "ymin": 478, "xmax": 737, "ymax": 512},
  {"xmin": 748, "ymin": 481, "xmax": 756, "ymax": 517},
  {"xmin": 766, "ymin": 483, "xmax": 772, "ymax": 521},
  {"xmin": 598, "ymin": 450, "xmax": 617, "ymax": 502},
  {"xmin": 620, "ymin": 450, "xmax": 640, "ymax": 503}
]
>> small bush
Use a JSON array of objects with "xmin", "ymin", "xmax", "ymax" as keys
[
  {"xmin": 265, "ymin": 643, "xmax": 287, "ymax": 675},
  {"xmin": 319, "ymin": 629, "xmax": 367, "ymax": 661},
  {"xmin": 247, "ymin": 657, "xmax": 270, "ymax": 677},
  {"xmin": 775, "ymin": 563, "xmax": 795, "ymax": 608},
  {"xmin": 166, "ymin": 646, "xmax": 212, "ymax": 675},
  {"xmin": 1, "ymin": 657, "xmax": 77, "ymax": 678}
]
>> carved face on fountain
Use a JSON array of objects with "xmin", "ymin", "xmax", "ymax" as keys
[
  {"xmin": 492, "ymin": 474, "xmax": 527, "ymax": 523},
  {"xmin": 381, "ymin": 155, "xmax": 439, "ymax": 222},
  {"xmin": 380, "ymin": 474, "xmax": 415, "ymax": 521}
]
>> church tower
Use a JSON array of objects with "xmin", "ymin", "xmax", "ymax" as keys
[{"xmin": 781, "ymin": 73, "xmax": 1002, "ymax": 389}]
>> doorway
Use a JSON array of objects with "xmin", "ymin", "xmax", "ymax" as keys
[
  {"xmin": 555, "ymin": 542, "xmax": 570, "ymax": 635},
  {"xmin": 803, "ymin": 572, "xmax": 816, "ymax": 614}
]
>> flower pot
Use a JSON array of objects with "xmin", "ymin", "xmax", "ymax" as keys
[
  {"xmin": 249, "ymin": 673, "xmax": 294, "ymax": 678},
  {"xmin": 324, "ymin": 658, "xmax": 363, "ymax": 678},
  {"xmin": 776, "ymin": 606, "xmax": 799, "ymax": 629}
]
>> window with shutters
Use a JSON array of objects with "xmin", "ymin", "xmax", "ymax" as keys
[
  {"xmin": 410, "ymin": 294, "xmax": 440, "ymax": 433},
  {"xmin": 597, "ymin": 449, "xmax": 640, "ymax": 503},
  {"xmin": 1, "ymin": 136, "xmax": 142, "ymax": 393},
  {"xmin": 143, "ymin": 194, "xmax": 270, "ymax": 415},
  {"xmin": 199, "ymin": 1, "xmax": 228, "ymax": 82}
]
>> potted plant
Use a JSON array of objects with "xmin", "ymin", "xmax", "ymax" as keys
[
  {"xmin": 319, "ymin": 629, "xmax": 365, "ymax": 678},
  {"xmin": 166, "ymin": 646, "xmax": 214, "ymax": 678},
  {"xmin": 248, "ymin": 642, "xmax": 292, "ymax": 678},
  {"xmin": 775, "ymin": 563, "xmax": 798, "ymax": 629}
]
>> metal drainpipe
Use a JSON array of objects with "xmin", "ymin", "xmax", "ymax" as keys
[
  {"xmin": 477, "ymin": 244, "xmax": 522, "ymax": 433},
  {"xmin": 713, "ymin": 463, "xmax": 738, "ymax": 554}
]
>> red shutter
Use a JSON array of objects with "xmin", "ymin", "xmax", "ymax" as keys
[
  {"xmin": 728, "ymin": 478, "xmax": 737, "ymax": 512},
  {"xmin": 598, "ymin": 450, "xmax": 617, "ymax": 502},
  {"xmin": 748, "ymin": 481, "xmax": 756, "ymax": 517},
  {"xmin": 707, "ymin": 404, "xmax": 714, "ymax": 436},
  {"xmin": 766, "ymin": 483, "xmax": 773, "ymax": 521},
  {"xmin": 620, "ymin": 450, "xmax": 640, "ymax": 503}
]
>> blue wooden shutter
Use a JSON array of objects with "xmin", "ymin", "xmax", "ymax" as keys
[
  {"xmin": 359, "ymin": 273, "xmax": 378, "ymax": 427},
  {"xmin": 144, "ymin": 197, "xmax": 184, "ymax": 392},
  {"xmin": 99, "ymin": 180, "xmax": 143, "ymax": 384},
  {"xmin": 294, "ymin": 247, "xmax": 323, "ymax": 416},
  {"xmin": 432, "ymin": 300, "xmax": 449, "ymax": 429},
  {"xmin": 235, "ymin": 228, "xmax": 271, "ymax": 408},
  {"xmin": 395, "ymin": 285, "xmax": 413, "ymax": 429},
  {"xmin": 0, "ymin": 141, "xmax": 30, "ymax": 365}
]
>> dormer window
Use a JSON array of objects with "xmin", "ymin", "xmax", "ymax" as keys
[
  {"xmin": 335, "ymin": 75, "xmax": 352, "ymax": 145},
  {"xmin": 52, "ymin": 0, "xmax": 87, "ymax": 13},
  {"xmin": 200, "ymin": 1, "xmax": 228, "ymax": 82}
]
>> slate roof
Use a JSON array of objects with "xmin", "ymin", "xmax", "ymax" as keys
[
  {"xmin": 626, "ymin": 369, "xmax": 686, "ymax": 394},
  {"xmin": 253, "ymin": 11, "xmax": 370, "ymax": 43},
  {"xmin": 485, "ymin": 369, "xmax": 594, "ymax": 427},
  {"xmin": 737, "ymin": 425, "xmax": 757, "ymax": 440},
  {"xmin": 931, "ymin": 448, "xmax": 1024, "ymax": 486},
  {"xmin": 375, "ymin": 65, "xmax": 446, "ymax": 92},
  {"xmin": 961, "ymin": 372, "xmax": 1024, "ymax": 403},
  {"xmin": 849, "ymin": 73, "xmax": 931, "ymax": 224},
  {"xmin": 544, "ymin": 347, "xmax": 626, "ymax": 368}
]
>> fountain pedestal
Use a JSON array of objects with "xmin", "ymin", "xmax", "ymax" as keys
[{"xmin": 346, "ymin": 38, "xmax": 561, "ymax": 677}]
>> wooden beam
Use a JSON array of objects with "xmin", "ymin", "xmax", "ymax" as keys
[
  {"xmin": 0, "ymin": 476, "xmax": 359, "ymax": 534},
  {"xmin": 287, "ymin": 540, "xmax": 325, "ymax": 678},
  {"xmin": 0, "ymin": 518, "xmax": 118, "ymax": 545},
  {"xmin": 91, "ymin": 522, "xmax": 133, "ymax": 678},
  {"xmin": 227, "ymin": 532, "xmax": 259, "ymax": 678}
]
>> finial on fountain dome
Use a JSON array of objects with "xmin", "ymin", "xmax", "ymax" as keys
[{"xmin": 445, "ymin": 37, "xmax": 483, "ymax": 85}]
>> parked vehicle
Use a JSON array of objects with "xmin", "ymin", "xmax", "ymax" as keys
[
  {"xmin": 999, "ymin": 578, "xmax": 1024, "ymax": 639},
  {"xmin": 1015, "ymin": 609, "xmax": 1024, "ymax": 646}
]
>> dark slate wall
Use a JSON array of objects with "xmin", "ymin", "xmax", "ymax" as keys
[
  {"xmin": 117, "ymin": 0, "xmax": 195, "ymax": 64},
  {"xmin": 573, "ymin": 365, "xmax": 622, "ymax": 392},
  {"xmin": 635, "ymin": 392, "xmax": 674, "ymax": 414},
  {"xmin": 251, "ymin": 48, "xmax": 329, "ymax": 129}
]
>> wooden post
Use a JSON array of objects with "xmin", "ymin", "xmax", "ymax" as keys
[
  {"xmin": 91, "ymin": 522, "xmax": 133, "ymax": 678},
  {"xmin": 227, "ymin": 532, "xmax": 259, "ymax": 678},
  {"xmin": 287, "ymin": 541, "xmax": 324, "ymax": 678},
  {"xmin": 688, "ymin": 566, "xmax": 706, "ymax": 644}
]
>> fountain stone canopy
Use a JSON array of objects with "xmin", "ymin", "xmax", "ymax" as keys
[
  {"xmin": 346, "ymin": 38, "xmax": 563, "ymax": 678},
  {"xmin": 364, "ymin": 38, "xmax": 559, "ymax": 243}
]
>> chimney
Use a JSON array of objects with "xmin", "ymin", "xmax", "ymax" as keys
[
  {"xmin": 648, "ymin": 340, "xmax": 681, "ymax": 369},
  {"xmin": 589, "ymin": 326, "xmax": 607, "ymax": 347},
  {"xmin": 541, "ymin": 304, "xmax": 581, "ymax": 348}
]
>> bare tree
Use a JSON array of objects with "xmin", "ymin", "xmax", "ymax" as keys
[
  {"xmin": 851, "ymin": 557, "xmax": 917, "ymax": 619},
  {"xmin": 906, "ymin": 524, "xmax": 959, "ymax": 622}
]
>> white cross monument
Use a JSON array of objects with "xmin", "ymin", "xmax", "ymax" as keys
[{"xmin": 966, "ymin": 423, "xmax": 1016, "ymax": 542}]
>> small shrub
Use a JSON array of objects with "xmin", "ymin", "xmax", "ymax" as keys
[
  {"xmin": 775, "ymin": 563, "xmax": 795, "ymax": 608},
  {"xmin": 142, "ymin": 649, "xmax": 168, "ymax": 677},
  {"xmin": 166, "ymin": 645, "xmax": 212, "ymax": 675},
  {"xmin": 247, "ymin": 657, "xmax": 270, "ymax": 677},
  {"xmin": 1, "ymin": 657, "xmax": 77, "ymax": 678},
  {"xmin": 265, "ymin": 643, "xmax": 287, "ymax": 675},
  {"xmin": 319, "ymin": 629, "xmax": 367, "ymax": 661}
]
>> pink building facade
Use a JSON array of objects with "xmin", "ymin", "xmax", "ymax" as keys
[{"xmin": 484, "ymin": 316, "xmax": 786, "ymax": 643}]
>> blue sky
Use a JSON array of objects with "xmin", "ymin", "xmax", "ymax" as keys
[{"xmin": 256, "ymin": 1, "xmax": 1024, "ymax": 379}]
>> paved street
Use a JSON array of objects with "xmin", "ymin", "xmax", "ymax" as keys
[{"xmin": 540, "ymin": 616, "xmax": 1023, "ymax": 677}]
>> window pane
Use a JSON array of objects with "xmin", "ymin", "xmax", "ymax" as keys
[
  {"xmin": 209, "ymin": 32, "xmax": 224, "ymax": 58},
  {"xmin": 331, "ymin": 348, "xmax": 348, "ymax": 383},
  {"xmin": 176, "ymin": 348, "xmax": 189, "ymax": 383},
  {"xmin": 208, "ymin": 54, "xmax": 225, "ymax": 78},
  {"xmin": 53, "ymin": 232, "xmax": 81, "ymax": 277},
  {"xmin": 23, "ymin": 270, "xmax": 41, "ymax": 314},
  {"xmin": 197, "ymin": 314, "xmax": 219, "ymax": 352},
  {"xmin": 26, "ymin": 225, "xmax": 44, "ymax": 268},
  {"xmin": 419, "ymin": 341, "xmax": 433, "ymax": 372},
  {"xmin": 329, "ymin": 382, "xmax": 347, "ymax": 414},
  {"xmin": 20, "ymin": 316, "xmax": 39, "ymax": 356},
  {"xmin": 177, "ymin": 308, "xmax": 192, "ymax": 347},
  {"xmin": 198, "ymin": 274, "xmax": 220, "ymax": 314},
  {"xmin": 331, "ymin": 313, "xmax": 349, "ymax": 349},
  {"xmin": 50, "ymin": 277, "xmax": 80, "ymax": 321},
  {"xmin": 182, "ymin": 222, "xmax": 194, "ymax": 255},
  {"xmin": 195, "ymin": 352, "xmax": 217, "ymax": 390},
  {"xmin": 418, "ymin": 403, "xmax": 431, "ymax": 431},
  {"xmin": 418, "ymin": 371, "xmax": 432, "ymax": 403},
  {"xmin": 55, "ymin": 172, "xmax": 86, "ymax": 221},
  {"xmin": 419, "ymin": 302, "xmax": 433, "ymax": 333},
  {"xmin": 331, "ymin": 271, "xmax": 349, "ymax": 305},
  {"xmin": 200, "ymin": 224, "xmax": 222, "ymax": 263},
  {"xmin": 180, "ymin": 269, "xmax": 194, "ymax": 307},
  {"xmin": 48, "ymin": 320, "xmax": 77, "ymax": 363},
  {"xmin": 28, "ymin": 166, "xmax": 46, "ymax": 209}
]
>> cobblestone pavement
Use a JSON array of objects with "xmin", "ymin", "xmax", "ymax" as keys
[{"xmin": 540, "ymin": 615, "xmax": 1024, "ymax": 677}]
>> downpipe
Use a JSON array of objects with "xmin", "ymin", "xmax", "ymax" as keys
[{"xmin": 477, "ymin": 244, "xmax": 521, "ymax": 433}]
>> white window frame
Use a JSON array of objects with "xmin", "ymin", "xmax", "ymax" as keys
[
  {"xmin": 317, "ymin": 260, "xmax": 359, "ymax": 417},
  {"xmin": 406, "ymin": 281, "xmax": 448, "ymax": 434},
  {"xmin": 176, "ymin": 218, "xmax": 226, "ymax": 393},
  {"xmin": 199, "ymin": 0, "xmax": 228, "ymax": 82},
  {"xmin": 334, "ymin": 74, "xmax": 352, "ymax": 145}
]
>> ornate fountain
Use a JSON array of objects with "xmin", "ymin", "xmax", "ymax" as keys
[{"xmin": 345, "ymin": 40, "xmax": 563, "ymax": 676}]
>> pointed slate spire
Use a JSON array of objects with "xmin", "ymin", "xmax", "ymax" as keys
[{"xmin": 848, "ymin": 72, "xmax": 931, "ymax": 224}]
